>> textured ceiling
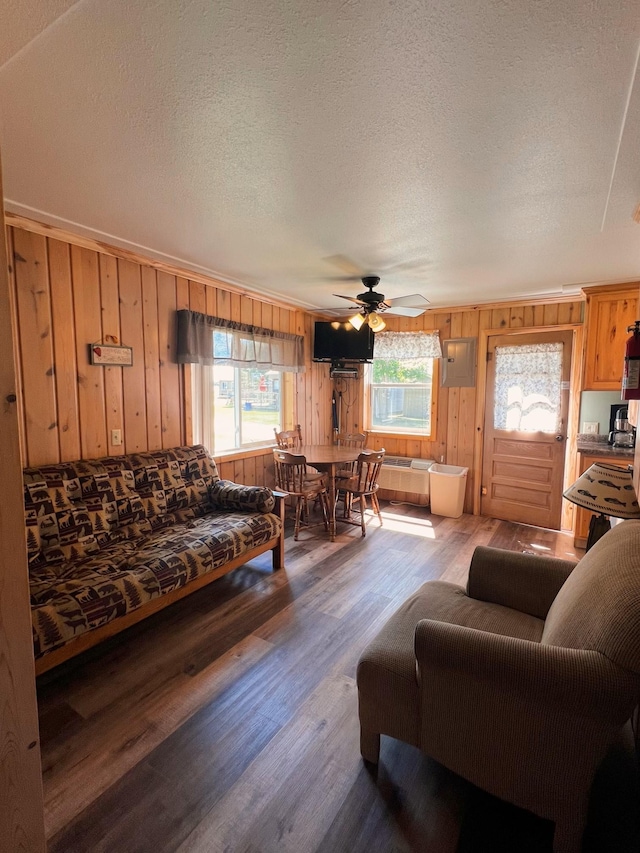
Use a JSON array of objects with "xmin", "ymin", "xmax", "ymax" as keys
[{"xmin": 0, "ymin": 0, "xmax": 639, "ymax": 311}]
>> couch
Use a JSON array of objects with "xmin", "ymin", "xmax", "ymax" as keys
[
  {"xmin": 24, "ymin": 445, "xmax": 284, "ymax": 675},
  {"xmin": 357, "ymin": 521, "xmax": 640, "ymax": 853}
]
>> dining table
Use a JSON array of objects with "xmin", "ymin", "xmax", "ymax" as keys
[{"xmin": 298, "ymin": 444, "xmax": 361, "ymax": 541}]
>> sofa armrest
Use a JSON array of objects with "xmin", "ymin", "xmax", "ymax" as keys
[
  {"xmin": 414, "ymin": 619, "xmax": 636, "ymax": 720},
  {"xmin": 467, "ymin": 545, "xmax": 576, "ymax": 619},
  {"xmin": 209, "ymin": 480, "xmax": 276, "ymax": 513}
]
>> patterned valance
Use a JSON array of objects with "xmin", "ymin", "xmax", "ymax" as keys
[
  {"xmin": 176, "ymin": 310, "xmax": 305, "ymax": 373},
  {"xmin": 373, "ymin": 330, "xmax": 442, "ymax": 360}
]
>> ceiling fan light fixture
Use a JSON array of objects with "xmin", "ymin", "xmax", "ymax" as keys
[
  {"xmin": 349, "ymin": 313, "xmax": 366, "ymax": 331},
  {"xmin": 368, "ymin": 313, "xmax": 386, "ymax": 332}
]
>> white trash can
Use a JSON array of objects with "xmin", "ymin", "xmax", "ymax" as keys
[{"xmin": 429, "ymin": 464, "xmax": 468, "ymax": 518}]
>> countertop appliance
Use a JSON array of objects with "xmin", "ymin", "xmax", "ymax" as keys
[{"xmin": 608, "ymin": 405, "xmax": 636, "ymax": 448}]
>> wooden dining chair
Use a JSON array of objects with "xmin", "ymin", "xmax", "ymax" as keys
[
  {"xmin": 336, "ymin": 449, "xmax": 385, "ymax": 536},
  {"xmin": 272, "ymin": 449, "xmax": 330, "ymax": 540},
  {"xmin": 334, "ymin": 431, "xmax": 368, "ymax": 479},
  {"xmin": 274, "ymin": 424, "xmax": 303, "ymax": 450},
  {"xmin": 274, "ymin": 424, "xmax": 325, "ymax": 484}
]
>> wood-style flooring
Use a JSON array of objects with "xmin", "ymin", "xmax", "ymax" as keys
[{"xmin": 36, "ymin": 506, "xmax": 639, "ymax": 852}]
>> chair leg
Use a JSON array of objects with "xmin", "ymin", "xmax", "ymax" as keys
[
  {"xmin": 360, "ymin": 494, "xmax": 367, "ymax": 536},
  {"xmin": 294, "ymin": 496, "xmax": 303, "ymax": 540},
  {"xmin": 372, "ymin": 492, "xmax": 382, "ymax": 525},
  {"xmin": 360, "ymin": 727, "xmax": 380, "ymax": 765},
  {"xmin": 320, "ymin": 491, "xmax": 329, "ymax": 530}
]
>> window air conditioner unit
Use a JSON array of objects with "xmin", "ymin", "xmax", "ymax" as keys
[{"xmin": 378, "ymin": 456, "xmax": 434, "ymax": 496}]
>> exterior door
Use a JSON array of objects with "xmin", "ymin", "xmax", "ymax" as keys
[{"xmin": 481, "ymin": 330, "xmax": 573, "ymax": 529}]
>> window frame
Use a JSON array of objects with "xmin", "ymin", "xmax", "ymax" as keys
[
  {"xmin": 364, "ymin": 357, "xmax": 439, "ymax": 440},
  {"xmin": 190, "ymin": 363, "xmax": 295, "ymax": 455}
]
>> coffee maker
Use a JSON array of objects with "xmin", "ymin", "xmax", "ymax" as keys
[{"xmin": 608, "ymin": 405, "xmax": 636, "ymax": 448}]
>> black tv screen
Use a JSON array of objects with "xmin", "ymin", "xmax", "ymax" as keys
[{"xmin": 313, "ymin": 321, "xmax": 374, "ymax": 362}]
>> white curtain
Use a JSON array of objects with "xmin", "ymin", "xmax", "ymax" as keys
[
  {"xmin": 494, "ymin": 342, "xmax": 563, "ymax": 432},
  {"xmin": 373, "ymin": 330, "xmax": 442, "ymax": 360}
]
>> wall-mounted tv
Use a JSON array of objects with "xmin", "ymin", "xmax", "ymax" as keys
[{"xmin": 313, "ymin": 321, "xmax": 375, "ymax": 362}]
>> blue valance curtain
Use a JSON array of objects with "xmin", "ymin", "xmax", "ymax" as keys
[{"xmin": 176, "ymin": 309, "xmax": 305, "ymax": 373}]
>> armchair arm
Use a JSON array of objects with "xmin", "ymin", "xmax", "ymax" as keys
[
  {"xmin": 414, "ymin": 619, "xmax": 636, "ymax": 720},
  {"xmin": 467, "ymin": 545, "xmax": 576, "ymax": 619},
  {"xmin": 209, "ymin": 480, "xmax": 276, "ymax": 513}
]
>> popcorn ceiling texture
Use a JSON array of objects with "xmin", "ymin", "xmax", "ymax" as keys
[{"xmin": 0, "ymin": 0, "xmax": 639, "ymax": 310}]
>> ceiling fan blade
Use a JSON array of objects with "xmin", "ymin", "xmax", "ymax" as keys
[
  {"xmin": 323, "ymin": 254, "xmax": 364, "ymax": 277},
  {"xmin": 333, "ymin": 293, "xmax": 367, "ymax": 305},
  {"xmin": 385, "ymin": 294, "xmax": 430, "ymax": 309},
  {"xmin": 384, "ymin": 306, "xmax": 427, "ymax": 318}
]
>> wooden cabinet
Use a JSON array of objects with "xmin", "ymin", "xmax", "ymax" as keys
[
  {"xmin": 574, "ymin": 451, "xmax": 633, "ymax": 548},
  {"xmin": 582, "ymin": 284, "xmax": 639, "ymax": 390}
]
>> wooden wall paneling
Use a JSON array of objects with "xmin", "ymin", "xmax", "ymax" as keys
[
  {"xmin": 491, "ymin": 307, "xmax": 510, "ymax": 330},
  {"xmin": 240, "ymin": 295, "xmax": 252, "ymax": 325},
  {"xmin": 509, "ymin": 304, "xmax": 525, "ymax": 328},
  {"xmin": 12, "ymin": 229, "xmax": 59, "ymax": 465},
  {"xmin": 216, "ymin": 288, "xmax": 231, "ymax": 320},
  {"xmin": 254, "ymin": 453, "xmax": 266, "ymax": 487},
  {"xmin": 261, "ymin": 302, "xmax": 272, "ymax": 329},
  {"xmin": 175, "ymin": 278, "xmax": 190, "ymax": 445},
  {"xmin": 0, "ymin": 158, "xmax": 46, "ymax": 852},
  {"xmin": 231, "ymin": 293, "xmax": 242, "ymax": 321},
  {"xmin": 446, "ymin": 313, "xmax": 464, "ymax": 467},
  {"xmin": 70, "ymin": 246, "xmax": 108, "ymax": 459},
  {"xmin": 218, "ymin": 460, "xmax": 234, "ymax": 481},
  {"xmin": 252, "ymin": 300, "xmax": 262, "ymax": 327},
  {"xmin": 243, "ymin": 455, "xmax": 256, "ymax": 486},
  {"xmin": 98, "ymin": 254, "xmax": 125, "ymax": 457},
  {"xmin": 460, "ymin": 311, "xmax": 480, "ymax": 510},
  {"xmin": 48, "ymin": 238, "xmax": 82, "ymax": 462},
  {"xmin": 141, "ymin": 267, "xmax": 162, "ymax": 450},
  {"xmin": 188, "ymin": 280, "xmax": 206, "ymax": 314},
  {"xmin": 523, "ymin": 304, "xmax": 535, "ymax": 327},
  {"xmin": 157, "ymin": 272, "xmax": 182, "ymax": 448},
  {"xmin": 543, "ymin": 303, "xmax": 559, "ymax": 325},
  {"xmin": 118, "ymin": 259, "xmax": 147, "ymax": 453},
  {"xmin": 6, "ymin": 227, "xmax": 27, "ymax": 462},
  {"xmin": 205, "ymin": 285, "xmax": 217, "ymax": 317},
  {"xmin": 233, "ymin": 458, "xmax": 244, "ymax": 482}
]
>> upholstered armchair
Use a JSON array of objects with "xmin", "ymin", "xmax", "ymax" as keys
[{"xmin": 357, "ymin": 521, "xmax": 640, "ymax": 853}]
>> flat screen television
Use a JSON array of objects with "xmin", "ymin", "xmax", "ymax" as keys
[{"xmin": 313, "ymin": 321, "xmax": 374, "ymax": 362}]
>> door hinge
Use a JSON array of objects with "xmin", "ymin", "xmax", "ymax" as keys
[{"xmin": 481, "ymin": 486, "xmax": 487, "ymax": 496}]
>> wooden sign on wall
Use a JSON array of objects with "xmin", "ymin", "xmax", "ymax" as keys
[{"xmin": 89, "ymin": 343, "xmax": 133, "ymax": 366}]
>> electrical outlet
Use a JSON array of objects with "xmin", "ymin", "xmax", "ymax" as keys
[
  {"xmin": 111, "ymin": 429, "xmax": 122, "ymax": 446},
  {"xmin": 582, "ymin": 422, "xmax": 599, "ymax": 434}
]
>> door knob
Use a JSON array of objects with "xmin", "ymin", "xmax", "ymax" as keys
[{"xmin": 555, "ymin": 435, "xmax": 565, "ymax": 442}]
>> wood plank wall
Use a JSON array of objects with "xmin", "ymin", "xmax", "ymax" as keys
[
  {"xmin": 7, "ymin": 218, "xmax": 583, "ymax": 514},
  {"xmin": 333, "ymin": 301, "xmax": 584, "ymax": 512},
  {"xmin": 6, "ymin": 223, "xmax": 307, "ymax": 487}
]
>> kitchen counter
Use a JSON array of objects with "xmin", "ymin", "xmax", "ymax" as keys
[{"xmin": 576, "ymin": 435, "xmax": 634, "ymax": 458}]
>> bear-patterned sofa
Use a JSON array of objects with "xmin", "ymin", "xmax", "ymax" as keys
[{"xmin": 24, "ymin": 444, "xmax": 284, "ymax": 674}]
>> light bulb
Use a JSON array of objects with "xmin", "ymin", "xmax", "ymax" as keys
[
  {"xmin": 349, "ymin": 313, "xmax": 365, "ymax": 331},
  {"xmin": 368, "ymin": 313, "xmax": 386, "ymax": 332}
]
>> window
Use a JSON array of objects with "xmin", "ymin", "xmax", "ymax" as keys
[
  {"xmin": 367, "ymin": 331, "xmax": 441, "ymax": 436},
  {"xmin": 177, "ymin": 310, "xmax": 304, "ymax": 454},
  {"xmin": 207, "ymin": 365, "xmax": 284, "ymax": 452}
]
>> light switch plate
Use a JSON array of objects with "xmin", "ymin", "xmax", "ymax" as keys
[
  {"xmin": 111, "ymin": 429, "xmax": 122, "ymax": 446},
  {"xmin": 582, "ymin": 422, "xmax": 599, "ymax": 434}
]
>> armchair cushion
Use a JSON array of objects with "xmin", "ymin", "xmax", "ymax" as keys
[
  {"xmin": 468, "ymin": 546, "xmax": 576, "ymax": 620},
  {"xmin": 542, "ymin": 520, "xmax": 640, "ymax": 674}
]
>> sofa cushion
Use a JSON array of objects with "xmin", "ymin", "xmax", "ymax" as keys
[
  {"xmin": 128, "ymin": 450, "xmax": 187, "ymax": 521},
  {"xmin": 23, "ymin": 471, "xmax": 99, "ymax": 566},
  {"xmin": 210, "ymin": 480, "xmax": 276, "ymax": 513},
  {"xmin": 73, "ymin": 460, "xmax": 146, "ymax": 531},
  {"xmin": 541, "ymin": 520, "xmax": 640, "ymax": 674},
  {"xmin": 30, "ymin": 508, "xmax": 281, "ymax": 658}
]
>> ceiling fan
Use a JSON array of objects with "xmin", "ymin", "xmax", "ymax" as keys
[{"xmin": 332, "ymin": 275, "xmax": 430, "ymax": 332}]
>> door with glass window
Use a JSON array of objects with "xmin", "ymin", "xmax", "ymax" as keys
[{"xmin": 481, "ymin": 331, "xmax": 573, "ymax": 529}]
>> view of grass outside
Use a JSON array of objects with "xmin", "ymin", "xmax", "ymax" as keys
[
  {"xmin": 370, "ymin": 357, "xmax": 433, "ymax": 433},
  {"xmin": 212, "ymin": 366, "xmax": 282, "ymax": 451}
]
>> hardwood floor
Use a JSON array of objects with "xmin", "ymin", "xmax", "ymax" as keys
[{"xmin": 36, "ymin": 506, "xmax": 638, "ymax": 852}]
